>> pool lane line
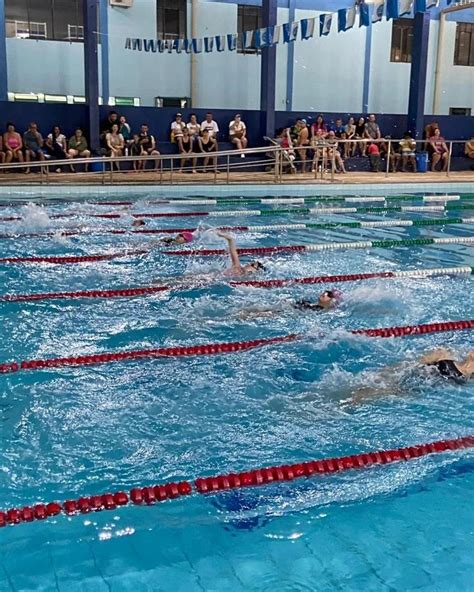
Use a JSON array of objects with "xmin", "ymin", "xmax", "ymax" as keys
[
  {"xmin": 163, "ymin": 236, "xmax": 474, "ymax": 257},
  {"xmin": 2, "ymin": 217, "xmax": 474, "ymax": 240},
  {"xmin": 0, "ymin": 250, "xmax": 147, "ymax": 265},
  {"xmin": 0, "ymin": 320, "xmax": 472, "ymax": 375},
  {"xmin": 1, "ymin": 434, "xmax": 473, "ymax": 528},
  {"xmin": 1, "ymin": 204, "xmax": 474, "ymax": 223},
  {"xmin": 1, "ymin": 266, "xmax": 472, "ymax": 303}
]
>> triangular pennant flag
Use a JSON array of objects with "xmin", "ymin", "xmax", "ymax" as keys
[
  {"xmin": 271, "ymin": 25, "xmax": 281, "ymax": 45},
  {"xmin": 319, "ymin": 13, "xmax": 332, "ymax": 36},
  {"xmin": 183, "ymin": 39, "xmax": 191, "ymax": 54},
  {"xmin": 143, "ymin": 39, "xmax": 158, "ymax": 53},
  {"xmin": 300, "ymin": 18, "xmax": 315, "ymax": 40},
  {"xmin": 158, "ymin": 39, "xmax": 165, "ymax": 53},
  {"xmin": 204, "ymin": 37, "xmax": 214, "ymax": 53},
  {"xmin": 242, "ymin": 30, "xmax": 254, "ymax": 49},
  {"xmin": 427, "ymin": 0, "xmax": 438, "ymax": 7},
  {"xmin": 132, "ymin": 38, "xmax": 142, "ymax": 51},
  {"xmin": 338, "ymin": 8, "xmax": 347, "ymax": 33},
  {"xmin": 215, "ymin": 35, "xmax": 225, "ymax": 52},
  {"xmin": 359, "ymin": 3, "xmax": 370, "ymax": 27},
  {"xmin": 372, "ymin": 1, "xmax": 385, "ymax": 23},
  {"xmin": 399, "ymin": 0, "xmax": 413, "ymax": 16},
  {"xmin": 283, "ymin": 21, "xmax": 298, "ymax": 43},
  {"xmin": 227, "ymin": 33, "xmax": 237, "ymax": 51},
  {"xmin": 166, "ymin": 39, "xmax": 173, "ymax": 53},
  {"xmin": 346, "ymin": 7, "xmax": 356, "ymax": 30},
  {"xmin": 124, "ymin": 38, "xmax": 131, "ymax": 50},
  {"xmin": 191, "ymin": 38, "xmax": 202, "ymax": 53},
  {"xmin": 254, "ymin": 28, "xmax": 267, "ymax": 49},
  {"xmin": 386, "ymin": 0, "xmax": 399, "ymax": 19},
  {"xmin": 173, "ymin": 39, "xmax": 182, "ymax": 54}
]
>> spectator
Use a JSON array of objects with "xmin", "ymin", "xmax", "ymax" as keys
[
  {"xmin": 187, "ymin": 113, "xmax": 201, "ymax": 144},
  {"xmin": 100, "ymin": 110, "xmax": 119, "ymax": 147},
  {"xmin": 326, "ymin": 130, "xmax": 346, "ymax": 173},
  {"xmin": 295, "ymin": 118, "xmax": 310, "ymax": 173},
  {"xmin": 365, "ymin": 114, "xmax": 382, "ymax": 142},
  {"xmin": 67, "ymin": 128, "xmax": 91, "ymax": 172},
  {"xmin": 399, "ymin": 132, "xmax": 417, "ymax": 172},
  {"xmin": 311, "ymin": 128, "xmax": 327, "ymax": 173},
  {"xmin": 3, "ymin": 123, "xmax": 24, "ymax": 165},
  {"xmin": 429, "ymin": 128, "xmax": 449, "ymax": 172},
  {"xmin": 274, "ymin": 127, "xmax": 296, "ymax": 173},
  {"xmin": 229, "ymin": 114, "xmax": 248, "ymax": 157},
  {"xmin": 119, "ymin": 115, "xmax": 132, "ymax": 154},
  {"xmin": 129, "ymin": 134, "xmax": 142, "ymax": 171},
  {"xmin": 344, "ymin": 116, "xmax": 356, "ymax": 158},
  {"xmin": 310, "ymin": 115, "xmax": 328, "ymax": 139},
  {"xmin": 197, "ymin": 128, "xmax": 218, "ymax": 173},
  {"xmin": 367, "ymin": 141, "xmax": 381, "ymax": 172},
  {"xmin": 46, "ymin": 125, "xmax": 68, "ymax": 172},
  {"xmin": 200, "ymin": 113, "xmax": 219, "ymax": 138},
  {"xmin": 23, "ymin": 122, "xmax": 45, "ymax": 173},
  {"xmin": 332, "ymin": 118, "xmax": 345, "ymax": 137},
  {"xmin": 0, "ymin": 135, "xmax": 5, "ymax": 166},
  {"xmin": 137, "ymin": 124, "xmax": 160, "ymax": 171},
  {"xmin": 171, "ymin": 113, "xmax": 186, "ymax": 143},
  {"xmin": 424, "ymin": 120, "xmax": 439, "ymax": 150},
  {"xmin": 464, "ymin": 136, "xmax": 474, "ymax": 167},
  {"xmin": 178, "ymin": 127, "xmax": 196, "ymax": 173},
  {"xmin": 354, "ymin": 116, "xmax": 367, "ymax": 156},
  {"xmin": 106, "ymin": 123, "xmax": 125, "ymax": 170}
]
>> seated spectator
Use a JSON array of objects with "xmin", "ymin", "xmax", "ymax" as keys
[
  {"xmin": 0, "ymin": 135, "xmax": 5, "ymax": 165},
  {"xmin": 229, "ymin": 114, "xmax": 248, "ymax": 157},
  {"xmin": 68, "ymin": 128, "xmax": 91, "ymax": 172},
  {"xmin": 178, "ymin": 127, "xmax": 197, "ymax": 173},
  {"xmin": 23, "ymin": 122, "xmax": 45, "ymax": 173},
  {"xmin": 46, "ymin": 125, "xmax": 68, "ymax": 172},
  {"xmin": 129, "ymin": 134, "xmax": 142, "ymax": 171},
  {"xmin": 197, "ymin": 128, "xmax": 218, "ymax": 173},
  {"xmin": 429, "ymin": 128, "xmax": 448, "ymax": 172},
  {"xmin": 274, "ymin": 127, "xmax": 296, "ymax": 173},
  {"xmin": 424, "ymin": 120, "xmax": 439, "ymax": 150},
  {"xmin": 3, "ymin": 123, "xmax": 24, "ymax": 165},
  {"xmin": 326, "ymin": 130, "xmax": 346, "ymax": 174},
  {"xmin": 295, "ymin": 118, "xmax": 310, "ymax": 173},
  {"xmin": 331, "ymin": 118, "xmax": 345, "ymax": 137},
  {"xmin": 171, "ymin": 113, "xmax": 186, "ymax": 143},
  {"xmin": 344, "ymin": 116, "xmax": 356, "ymax": 158},
  {"xmin": 186, "ymin": 113, "xmax": 201, "ymax": 146},
  {"xmin": 399, "ymin": 132, "xmax": 417, "ymax": 172},
  {"xmin": 311, "ymin": 128, "xmax": 327, "ymax": 173},
  {"xmin": 465, "ymin": 136, "xmax": 474, "ymax": 167},
  {"xmin": 367, "ymin": 141, "xmax": 381, "ymax": 172},
  {"xmin": 119, "ymin": 115, "xmax": 132, "ymax": 154},
  {"xmin": 354, "ymin": 117, "xmax": 367, "ymax": 156},
  {"xmin": 106, "ymin": 123, "xmax": 125, "ymax": 170},
  {"xmin": 365, "ymin": 114, "xmax": 382, "ymax": 143},
  {"xmin": 137, "ymin": 124, "xmax": 160, "ymax": 171},
  {"xmin": 100, "ymin": 110, "xmax": 119, "ymax": 148},
  {"xmin": 200, "ymin": 113, "xmax": 219, "ymax": 138},
  {"xmin": 311, "ymin": 115, "xmax": 328, "ymax": 139}
]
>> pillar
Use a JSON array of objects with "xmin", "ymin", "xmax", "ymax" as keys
[
  {"xmin": 260, "ymin": 0, "xmax": 277, "ymax": 138},
  {"xmin": 407, "ymin": 11, "xmax": 430, "ymax": 139},
  {"xmin": 83, "ymin": 0, "xmax": 100, "ymax": 152}
]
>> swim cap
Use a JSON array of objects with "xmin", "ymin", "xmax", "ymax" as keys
[{"xmin": 180, "ymin": 231, "xmax": 194, "ymax": 243}]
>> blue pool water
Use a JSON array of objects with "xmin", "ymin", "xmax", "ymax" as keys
[{"xmin": 0, "ymin": 191, "xmax": 473, "ymax": 591}]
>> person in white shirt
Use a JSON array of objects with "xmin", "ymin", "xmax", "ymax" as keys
[
  {"xmin": 229, "ymin": 114, "xmax": 248, "ymax": 157},
  {"xmin": 200, "ymin": 112, "xmax": 219, "ymax": 138},
  {"xmin": 170, "ymin": 113, "xmax": 186, "ymax": 143}
]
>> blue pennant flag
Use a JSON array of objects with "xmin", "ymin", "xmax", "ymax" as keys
[
  {"xmin": 300, "ymin": 18, "xmax": 315, "ymax": 40},
  {"xmin": 399, "ymin": 0, "xmax": 413, "ymax": 16},
  {"xmin": 339, "ymin": 7, "xmax": 356, "ymax": 32},
  {"xmin": 143, "ymin": 39, "xmax": 158, "ymax": 53},
  {"xmin": 255, "ymin": 26, "xmax": 280, "ymax": 48},
  {"xmin": 204, "ymin": 37, "xmax": 214, "ymax": 52},
  {"xmin": 372, "ymin": 1, "xmax": 385, "ymax": 22},
  {"xmin": 158, "ymin": 39, "xmax": 165, "ymax": 53},
  {"xmin": 191, "ymin": 38, "xmax": 202, "ymax": 53},
  {"xmin": 283, "ymin": 21, "xmax": 299, "ymax": 43},
  {"xmin": 183, "ymin": 39, "xmax": 191, "ymax": 54},
  {"xmin": 414, "ymin": 0, "xmax": 426, "ymax": 10},
  {"xmin": 173, "ymin": 39, "xmax": 182, "ymax": 54},
  {"xmin": 124, "ymin": 38, "xmax": 131, "ymax": 49},
  {"xmin": 215, "ymin": 35, "xmax": 225, "ymax": 52},
  {"xmin": 227, "ymin": 33, "xmax": 237, "ymax": 51},
  {"xmin": 386, "ymin": 0, "xmax": 399, "ymax": 19},
  {"xmin": 319, "ymin": 13, "xmax": 332, "ymax": 36},
  {"xmin": 132, "ymin": 38, "xmax": 142, "ymax": 51},
  {"xmin": 359, "ymin": 3, "xmax": 370, "ymax": 27},
  {"xmin": 241, "ymin": 30, "xmax": 254, "ymax": 50}
]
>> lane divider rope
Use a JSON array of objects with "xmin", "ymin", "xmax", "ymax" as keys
[
  {"xmin": 0, "ymin": 320, "xmax": 472, "ymax": 375},
  {"xmin": 163, "ymin": 236, "xmax": 474, "ymax": 257},
  {"xmin": 2, "ymin": 266, "xmax": 472, "ymax": 303},
  {"xmin": 1, "ymin": 434, "xmax": 472, "ymax": 528},
  {"xmin": 0, "ymin": 250, "xmax": 147, "ymax": 265}
]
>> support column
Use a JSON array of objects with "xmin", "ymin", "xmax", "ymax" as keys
[
  {"xmin": 407, "ymin": 11, "xmax": 430, "ymax": 139},
  {"xmin": 260, "ymin": 0, "xmax": 277, "ymax": 138},
  {"xmin": 99, "ymin": 0, "xmax": 109, "ymax": 105},
  {"xmin": 362, "ymin": 24, "xmax": 372, "ymax": 113},
  {"xmin": 0, "ymin": 0, "xmax": 8, "ymax": 101},
  {"xmin": 83, "ymin": 0, "xmax": 100, "ymax": 152},
  {"xmin": 285, "ymin": 0, "xmax": 295, "ymax": 112}
]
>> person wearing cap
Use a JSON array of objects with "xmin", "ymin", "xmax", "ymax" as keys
[
  {"xmin": 229, "ymin": 114, "xmax": 248, "ymax": 157},
  {"xmin": 171, "ymin": 113, "xmax": 186, "ymax": 143},
  {"xmin": 296, "ymin": 119, "xmax": 310, "ymax": 173},
  {"xmin": 160, "ymin": 231, "xmax": 195, "ymax": 245},
  {"xmin": 237, "ymin": 289, "xmax": 341, "ymax": 319},
  {"xmin": 218, "ymin": 232, "xmax": 265, "ymax": 276}
]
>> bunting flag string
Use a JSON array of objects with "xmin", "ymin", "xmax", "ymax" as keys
[{"xmin": 124, "ymin": 0, "xmax": 462, "ymax": 55}]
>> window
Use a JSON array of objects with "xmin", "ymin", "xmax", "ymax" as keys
[
  {"xmin": 155, "ymin": 97, "xmax": 190, "ymax": 109},
  {"xmin": 449, "ymin": 107, "xmax": 472, "ymax": 116},
  {"xmin": 390, "ymin": 19, "xmax": 413, "ymax": 63},
  {"xmin": 157, "ymin": 0, "xmax": 187, "ymax": 39},
  {"xmin": 454, "ymin": 23, "xmax": 474, "ymax": 66},
  {"xmin": 5, "ymin": 0, "xmax": 83, "ymax": 42},
  {"xmin": 237, "ymin": 5, "xmax": 261, "ymax": 53}
]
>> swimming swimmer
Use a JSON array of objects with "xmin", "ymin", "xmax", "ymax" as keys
[
  {"xmin": 160, "ymin": 231, "xmax": 195, "ymax": 245},
  {"xmin": 218, "ymin": 232, "xmax": 265, "ymax": 276},
  {"xmin": 237, "ymin": 290, "xmax": 340, "ymax": 319}
]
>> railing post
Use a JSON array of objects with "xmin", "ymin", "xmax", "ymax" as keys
[
  {"xmin": 447, "ymin": 141, "xmax": 453, "ymax": 178},
  {"xmin": 385, "ymin": 139, "xmax": 391, "ymax": 177},
  {"xmin": 160, "ymin": 158, "xmax": 163, "ymax": 184},
  {"xmin": 331, "ymin": 147, "xmax": 335, "ymax": 183},
  {"xmin": 227, "ymin": 153, "xmax": 230, "ymax": 184},
  {"xmin": 170, "ymin": 156, "xmax": 174, "ymax": 185}
]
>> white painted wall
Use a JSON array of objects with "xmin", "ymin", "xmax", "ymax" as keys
[{"xmin": 4, "ymin": 1, "xmax": 474, "ymax": 114}]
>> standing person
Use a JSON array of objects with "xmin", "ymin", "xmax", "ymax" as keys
[
  {"xmin": 399, "ymin": 132, "xmax": 417, "ymax": 172},
  {"xmin": 100, "ymin": 110, "xmax": 119, "ymax": 148},
  {"xmin": 229, "ymin": 114, "xmax": 248, "ymax": 157},
  {"xmin": 200, "ymin": 113, "xmax": 219, "ymax": 138},
  {"xmin": 106, "ymin": 123, "xmax": 125, "ymax": 170},
  {"xmin": 170, "ymin": 113, "xmax": 186, "ymax": 143},
  {"xmin": 197, "ymin": 129, "xmax": 219, "ymax": 173},
  {"xmin": 46, "ymin": 125, "xmax": 68, "ymax": 172},
  {"xmin": 119, "ymin": 115, "xmax": 132, "ymax": 154},
  {"xmin": 3, "ymin": 123, "xmax": 24, "ymax": 165},
  {"xmin": 344, "ymin": 116, "xmax": 356, "ymax": 158},
  {"xmin": 296, "ymin": 119, "xmax": 310, "ymax": 173},
  {"xmin": 354, "ymin": 116, "xmax": 367, "ymax": 156},
  {"xmin": 429, "ymin": 128, "xmax": 449, "ymax": 172},
  {"xmin": 23, "ymin": 122, "xmax": 45, "ymax": 172},
  {"xmin": 137, "ymin": 124, "xmax": 160, "ymax": 171},
  {"xmin": 367, "ymin": 142, "xmax": 382, "ymax": 172},
  {"xmin": 67, "ymin": 128, "xmax": 91, "ymax": 172},
  {"xmin": 178, "ymin": 127, "xmax": 196, "ymax": 173}
]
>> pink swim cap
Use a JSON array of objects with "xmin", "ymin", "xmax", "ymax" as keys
[{"xmin": 180, "ymin": 231, "xmax": 194, "ymax": 243}]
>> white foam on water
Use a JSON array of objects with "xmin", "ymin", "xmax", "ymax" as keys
[{"xmin": 17, "ymin": 203, "xmax": 51, "ymax": 230}]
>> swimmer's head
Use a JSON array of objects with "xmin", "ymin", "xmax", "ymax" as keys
[
  {"xmin": 243, "ymin": 261, "xmax": 265, "ymax": 274},
  {"xmin": 318, "ymin": 289, "xmax": 341, "ymax": 309},
  {"xmin": 132, "ymin": 219, "xmax": 146, "ymax": 227},
  {"xmin": 175, "ymin": 231, "xmax": 194, "ymax": 244}
]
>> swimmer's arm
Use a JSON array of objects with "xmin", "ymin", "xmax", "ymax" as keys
[
  {"xmin": 218, "ymin": 232, "xmax": 241, "ymax": 269},
  {"xmin": 418, "ymin": 348, "xmax": 453, "ymax": 365}
]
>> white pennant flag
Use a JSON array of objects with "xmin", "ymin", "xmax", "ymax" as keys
[
  {"xmin": 346, "ymin": 7, "xmax": 356, "ymax": 29},
  {"xmin": 372, "ymin": 0, "xmax": 385, "ymax": 22},
  {"xmin": 399, "ymin": 0, "xmax": 413, "ymax": 16}
]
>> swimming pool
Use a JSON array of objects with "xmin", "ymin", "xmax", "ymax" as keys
[{"xmin": 0, "ymin": 190, "xmax": 473, "ymax": 591}]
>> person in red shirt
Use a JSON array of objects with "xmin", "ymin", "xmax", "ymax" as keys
[{"xmin": 367, "ymin": 142, "xmax": 381, "ymax": 172}]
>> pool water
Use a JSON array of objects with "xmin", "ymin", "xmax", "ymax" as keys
[{"xmin": 0, "ymin": 192, "xmax": 473, "ymax": 591}]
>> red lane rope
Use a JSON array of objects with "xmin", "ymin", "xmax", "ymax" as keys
[
  {"xmin": 0, "ymin": 250, "xmax": 147, "ymax": 265},
  {"xmin": 163, "ymin": 246, "xmax": 305, "ymax": 256},
  {"xmin": 0, "ymin": 321, "xmax": 472, "ymax": 375},
  {"xmin": 1, "ymin": 285, "xmax": 170, "ymax": 303},
  {"xmin": 1, "ymin": 435, "xmax": 472, "ymax": 528},
  {"xmin": 231, "ymin": 271, "xmax": 395, "ymax": 288}
]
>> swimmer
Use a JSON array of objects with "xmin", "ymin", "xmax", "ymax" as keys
[
  {"xmin": 132, "ymin": 219, "xmax": 146, "ymax": 227},
  {"xmin": 351, "ymin": 348, "xmax": 473, "ymax": 402},
  {"xmin": 218, "ymin": 232, "xmax": 265, "ymax": 276},
  {"xmin": 160, "ymin": 231, "xmax": 195, "ymax": 245},
  {"xmin": 237, "ymin": 290, "xmax": 340, "ymax": 319}
]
